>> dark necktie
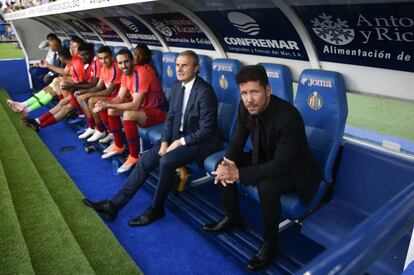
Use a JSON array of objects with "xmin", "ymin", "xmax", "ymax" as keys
[{"xmin": 252, "ymin": 117, "xmax": 261, "ymax": 166}]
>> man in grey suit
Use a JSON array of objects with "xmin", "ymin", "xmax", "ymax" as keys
[{"xmin": 83, "ymin": 50, "xmax": 220, "ymax": 226}]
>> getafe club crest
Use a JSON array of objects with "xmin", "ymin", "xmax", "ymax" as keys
[
  {"xmin": 219, "ymin": 75, "xmax": 228, "ymax": 90},
  {"xmin": 167, "ymin": 65, "xmax": 173, "ymax": 78},
  {"xmin": 308, "ymin": 91, "xmax": 323, "ymax": 110}
]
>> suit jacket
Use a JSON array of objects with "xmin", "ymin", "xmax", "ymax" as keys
[
  {"xmin": 161, "ymin": 76, "xmax": 221, "ymax": 164},
  {"xmin": 226, "ymin": 95, "xmax": 322, "ymax": 205}
]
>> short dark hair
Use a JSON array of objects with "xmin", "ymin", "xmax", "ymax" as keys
[
  {"xmin": 236, "ymin": 65, "xmax": 269, "ymax": 88},
  {"xmin": 70, "ymin": 36, "xmax": 84, "ymax": 45},
  {"xmin": 78, "ymin": 43, "xmax": 94, "ymax": 54},
  {"xmin": 116, "ymin": 49, "xmax": 133, "ymax": 61},
  {"xmin": 135, "ymin": 44, "xmax": 152, "ymax": 64},
  {"xmin": 46, "ymin": 33, "xmax": 58, "ymax": 40},
  {"xmin": 58, "ymin": 46, "xmax": 71, "ymax": 60},
  {"xmin": 98, "ymin": 45, "xmax": 112, "ymax": 55},
  {"xmin": 179, "ymin": 50, "xmax": 199, "ymax": 66}
]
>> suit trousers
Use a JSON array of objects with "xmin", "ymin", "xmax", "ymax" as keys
[
  {"xmin": 112, "ymin": 141, "xmax": 200, "ymax": 210},
  {"xmin": 218, "ymin": 153, "xmax": 296, "ymax": 244}
]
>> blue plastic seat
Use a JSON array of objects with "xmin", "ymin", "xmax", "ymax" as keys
[
  {"xmin": 198, "ymin": 54, "xmax": 212, "ymax": 84},
  {"xmin": 145, "ymin": 52, "xmax": 178, "ymax": 144},
  {"xmin": 151, "ymin": 50, "xmax": 163, "ymax": 79},
  {"xmin": 137, "ymin": 50, "xmax": 164, "ymax": 142},
  {"xmin": 242, "ymin": 69, "xmax": 347, "ymax": 220},
  {"xmin": 93, "ymin": 43, "xmax": 104, "ymax": 55},
  {"xmin": 63, "ymin": 39, "xmax": 70, "ymax": 48},
  {"xmin": 259, "ymin": 63, "xmax": 293, "ymax": 103},
  {"xmin": 282, "ymin": 69, "xmax": 347, "ymax": 220},
  {"xmin": 203, "ymin": 58, "xmax": 242, "ymax": 174},
  {"xmin": 160, "ymin": 52, "xmax": 178, "ymax": 101},
  {"xmin": 112, "ymin": 46, "xmax": 129, "ymax": 57}
]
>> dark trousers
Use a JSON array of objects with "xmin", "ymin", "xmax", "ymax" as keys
[
  {"xmin": 218, "ymin": 153, "xmax": 295, "ymax": 244},
  {"xmin": 112, "ymin": 142, "xmax": 199, "ymax": 210}
]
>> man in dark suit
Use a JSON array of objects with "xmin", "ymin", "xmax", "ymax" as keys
[
  {"xmin": 203, "ymin": 65, "xmax": 321, "ymax": 271},
  {"xmin": 83, "ymin": 50, "xmax": 220, "ymax": 226}
]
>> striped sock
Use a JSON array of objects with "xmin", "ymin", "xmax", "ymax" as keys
[
  {"xmin": 124, "ymin": 120, "xmax": 139, "ymax": 158},
  {"xmin": 108, "ymin": 115, "xmax": 123, "ymax": 148}
]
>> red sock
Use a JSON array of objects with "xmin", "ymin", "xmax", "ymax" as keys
[
  {"xmin": 98, "ymin": 110, "xmax": 110, "ymax": 132},
  {"xmin": 38, "ymin": 111, "xmax": 53, "ymax": 123},
  {"xmin": 124, "ymin": 120, "xmax": 139, "ymax": 158},
  {"xmin": 96, "ymin": 122, "xmax": 104, "ymax": 132},
  {"xmin": 40, "ymin": 115, "xmax": 57, "ymax": 128},
  {"xmin": 86, "ymin": 117, "xmax": 95, "ymax": 129},
  {"xmin": 108, "ymin": 115, "xmax": 123, "ymax": 147}
]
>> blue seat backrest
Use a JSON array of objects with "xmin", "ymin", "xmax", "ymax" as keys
[
  {"xmin": 211, "ymin": 58, "xmax": 242, "ymax": 143},
  {"xmin": 294, "ymin": 69, "xmax": 348, "ymax": 183},
  {"xmin": 112, "ymin": 46, "xmax": 129, "ymax": 57},
  {"xmin": 151, "ymin": 50, "xmax": 163, "ymax": 80},
  {"xmin": 161, "ymin": 52, "xmax": 178, "ymax": 101},
  {"xmin": 63, "ymin": 39, "xmax": 70, "ymax": 48},
  {"xmin": 259, "ymin": 63, "xmax": 293, "ymax": 103},
  {"xmin": 334, "ymin": 142, "xmax": 414, "ymax": 214},
  {"xmin": 198, "ymin": 54, "xmax": 212, "ymax": 84},
  {"xmin": 94, "ymin": 43, "xmax": 104, "ymax": 56}
]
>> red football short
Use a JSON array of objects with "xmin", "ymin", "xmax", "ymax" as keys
[{"xmin": 143, "ymin": 108, "xmax": 167, "ymax": 128}]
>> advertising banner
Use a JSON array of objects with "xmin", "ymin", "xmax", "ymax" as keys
[
  {"xmin": 84, "ymin": 18, "xmax": 123, "ymax": 42},
  {"xmin": 66, "ymin": 19, "xmax": 99, "ymax": 41},
  {"xmin": 142, "ymin": 13, "xmax": 214, "ymax": 50},
  {"xmin": 36, "ymin": 17, "xmax": 68, "ymax": 37},
  {"xmin": 107, "ymin": 16, "xmax": 161, "ymax": 46},
  {"xmin": 295, "ymin": 3, "xmax": 414, "ymax": 72},
  {"xmin": 197, "ymin": 8, "xmax": 308, "ymax": 60}
]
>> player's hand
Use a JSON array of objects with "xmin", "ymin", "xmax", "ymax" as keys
[
  {"xmin": 158, "ymin": 142, "xmax": 168, "ymax": 156},
  {"xmin": 93, "ymin": 101, "xmax": 106, "ymax": 113},
  {"xmin": 166, "ymin": 139, "xmax": 182, "ymax": 153}
]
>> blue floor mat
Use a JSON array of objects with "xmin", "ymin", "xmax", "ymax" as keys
[{"xmin": 35, "ymin": 115, "xmax": 247, "ymax": 274}]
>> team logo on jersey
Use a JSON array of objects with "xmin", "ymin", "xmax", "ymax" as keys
[
  {"xmin": 119, "ymin": 17, "xmax": 139, "ymax": 33},
  {"xmin": 219, "ymin": 75, "xmax": 228, "ymax": 90},
  {"xmin": 227, "ymin": 11, "xmax": 260, "ymax": 36},
  {"xmin": 308, "ymin": 92, "xmax": 323, "ymax": 110},
  {"xmin": 167, "ymin": 65, "xmax": 173, "ymax": 78},
  {"xmin": 311, "ymin": 13, "xmax": 355, "ymax": 45},
  {"xmin": 152, "ymin": 19, "xmax": 173, "ymax": 37}
]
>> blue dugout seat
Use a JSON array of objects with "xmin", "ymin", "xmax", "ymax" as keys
[
  {"xmin": 94, "ymin": 43, "xmax": 104, "ymax": 55},
  {"xmin": 259, "ymin": 63, "xmax": 293, "ymax": 103},
  {"xmin": 242, "ymin": 69, "xmax": 347, "ymax": 221},
  {"xmin": 302, "ymin": 141, "xmax": 414, "ymax": 274},
  {"xmin": 63, "ymin": 39, "xmax": 70, "ymax": 48},
  {"xmin": 112, "ymin": 46, "xmax": 129, "ymax": 58},
  {"xmin": 198, "ymin": 54, "xmax": 212, "ymax": 84},
  {"xmin": 146, "ymin": 52, "xmax": 178, "ymax": 144},
  {"xmin": 137, "ymin": 50, "xmax": 164, "ymax": 141},
  {"xmin": 203, "ymin": 58, "xmax": 242, "ymax": 174},
  {"xmin": 285, "ymin": 69, "xmax": 347, "ymax": 220},
  {"xmin": 151, "ymin": 50, "xmax": 163, "ymax": 79}
]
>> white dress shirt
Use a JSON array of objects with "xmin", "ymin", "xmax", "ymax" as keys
[{"xmin": 179, "ymin": 77, "xmax": 196, "ymax": 145}]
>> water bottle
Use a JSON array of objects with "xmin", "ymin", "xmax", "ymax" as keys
[
  {"xmin": 112, "ymin": 159, "xmax": 119, "ymax": 175},
  {"xmin": 84, "ymin": 144, "xmax": 96, "ymax": 153}
]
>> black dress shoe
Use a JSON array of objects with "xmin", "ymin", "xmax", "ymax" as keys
[
  {"xmin": 203, "ymin": 216, "xmax": 244, "ymax": 233},
  {"xmin": 83, "ymin": 198, "xmax": 118, "ymax": 221},
  {"xmin": 246, "ymin": 242, "xmax": 277, "ymax": 271},
  {"xmin": 128, "ymin": 207, "xmax": 165, "ymax": 227}
]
